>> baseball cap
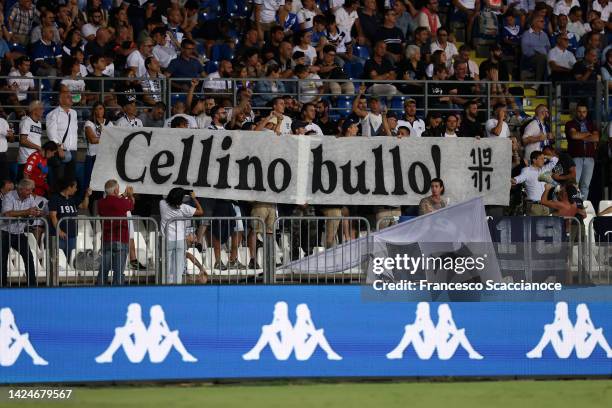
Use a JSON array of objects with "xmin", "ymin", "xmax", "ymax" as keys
[{"xmin": 118, "ymin": 91, "xmax": 137, "ymax": 106}]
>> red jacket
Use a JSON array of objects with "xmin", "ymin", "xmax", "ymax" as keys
[
  {"xmin": 565, "ymin": 119, "xmax": 598, "ymax": 158},
  {"xmin": 23, "ymin": 151, "xmax": 49, "ymax": 196}
]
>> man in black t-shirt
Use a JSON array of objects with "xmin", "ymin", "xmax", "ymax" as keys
[
  {"xmin": 459, "ymin": 101, "xmax": 484, "ymax": 138},
  {"xmin": 374, "ymin": 9, "xmax": 405, "ymax": 61},
  {"xmin": 543, "ymin": 146, "xmax": 577, "ymax": 184},
  {"xmin": 363, "ymin": 41, "xmax": 398, "ymax": 97}
]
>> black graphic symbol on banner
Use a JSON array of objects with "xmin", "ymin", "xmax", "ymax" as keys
[{"xmin": 468, "ymin": 148, "xmax": 493, "ymax": 192}]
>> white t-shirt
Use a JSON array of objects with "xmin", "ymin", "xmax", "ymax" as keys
[
  {"xmin": 160, "ymin": 200, "xmax": 196, "ymax": 241},
  {"xmin": 593, "ymin": 0, "xmax": 612, "ymax": 22},
  {"xmin": 18, "ymin": 116, "xmax": 43, "ymax": 164},
  {"xmin": 84, "ymin": 119, "xmax": 113, "ymax": 156},
  {"xmin": 126, "ymin": 50, "xmax": 147, "ymax": 78},
  {"xmin": 280, "ymin": 115, "xmax": 293, "ymax": 135},
  {"xmin": 293, "ymin": 45, "xmax": 317, "ymax": 65},
  {"xmin": 334, "ymin": 7, "xmax": 358, "ymax": 35},
  {"xmin": 298, "ymin": 8, "xmax": 317, "ymax": 30},
  {"xmin": 547, "ymin": 46, "xmax": 576, "ymax": 74},
  {"xmin": 553, "ymin": 0, "xmax": 580, "ymax": 16},
  {"xmin": 485, "ymin": 118, "xmax": 511, "ymax": 138},
  {"xmin": 522, "ymin": 119, "xmax": 547, "ymax": 160},
  {"xmin": 8, "ymin": 69, "xmax": 35, "ymax": 102},
  {"xmin": 305, "ymin": 122, "xmax": 324, "ymax": 136},
  {"xmin": 254, "ymin": 0, "xmax": 285, "ymax": 24},
  {"xmin": 0, "ymin": 118, "xmax": 10, "ymax": 153},
  {"xmin": 430, "ymin": 41, "xmax": 459, "ymax": 70},
  {"xmin": 444, "ymin": 132, "xmax": 458, "ymax": 137},
  {"xmin": 46, "ymin": 107, "xmax": 79, "ymax": 151},
  {"xmin": 115, "ymin": 115, "xmax": 144, "ymax": 128},
  {"xmin": 396, "ymin": 118, "xmax": 426, "ymax": 137},
  {"xmin": 153, "ymin": 44, "xmax": 177, "ymax": 68},
  {"xmin": 360, "ymin": 113, "xmax": 383, "ymax": 137}
]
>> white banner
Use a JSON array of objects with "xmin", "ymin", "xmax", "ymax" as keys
[{"xmin": 90, "ymin": 127, "xmax": 511, "ymax": 205}]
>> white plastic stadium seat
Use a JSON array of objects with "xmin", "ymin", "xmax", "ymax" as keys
[
  {"xmin": 598, "ymin": 200, "xmax": 612, "ymax": 215},
  {"xmin": 584, "ymin": 200, "xmax": 596, "ymax": 216}
]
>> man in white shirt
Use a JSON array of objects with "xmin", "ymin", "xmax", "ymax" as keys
[
  {"xmin": 512, "ymin": 150, "xmax": 559, "ymax": 215},
  {"xmin": 8, "ymin": 56, "xmax": 35, "ymax": 103},
  {"xmin": 253, "ymin": 0, "xmax": 285, "ymax": 39},
  {"xmin": 164, "ymin": 101, "xmax": 198, "ymax": 129},
  {"xmin": 485, "ymin": 103, "xmax": 511, "ymax": 138},
  {"xmin": 45, "ymin": 86, "xmax": 78, "ymax": 184},
  {"xmin": 351, "ymin": 88, "xmax": 383, "ymax": 137},
  {"xmin": 271, "ymin": 97, "xmax": 293, "ymax": 135},
  {"xmin": 430, "ymin": 28, "xmax": 458, "ymax": 71},
  {"xmin": 298, "ymin": 0, "xmax": 320, "ymax": 31},
  {"xmin": 151, "ymin": 27, "xmax": 177, "ymax": 69},
  {"xmin": 522, "ymin": 104, "xmax": 554, "ymax": 160},
  {"xmin": 301, "ymin": 102, "xmax": 324, "ymax": 135},
  {"xmin": 334, "ymin": 0, "xmax": 359, "ymax": 35},
  {"xmin": 397, "ymin": 99, "xmax": 425, "ymax": 137},
  {"xmin": 417, "ymin": 0, "xmax": 442, "ymax": 37},
  {"xmin": 547, "ymin": 34, "xmax": 576, "ymax": 81},
  {"xmin": 203, "ymin": 60, "xmax": 233, "ymax": 94},
  {"xmin": 553, "ymin": 0, "xmax": 580, "ymax": 17},
  {"xmin": 115, "ymin": 93, "xmax": 144, "ymax": 128},
  {"xmin": 18, "ymin": 101, "xmax": 44, "ymax": 179},
  {"xmin": 126, "ymin": 38, "xmax": 153, "ymax": 78},
  {"xmin": 81, "ymin": 9, "xmax": 104, "ymax": 41},
  {"xmin": 593, "ymin": 0, "xmax": 612, "ymax": 23}
]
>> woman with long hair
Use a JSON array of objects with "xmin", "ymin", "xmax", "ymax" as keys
[{"xmin": 83, "ymin": 102, "xmax": 113, "ymax": 192}]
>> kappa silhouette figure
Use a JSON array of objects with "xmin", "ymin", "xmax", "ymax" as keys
[
  {"xmin": 527, "ymin": 302, "xmax": 612, "ymax": 359},
  {"xmin": 387, "ymin": 302, "xmax": 483, "ymax": 360},
  {"xmin": 243, "ymin": 302, "xmax": 342, "ymax": 361},
  {"xmin": 0, "ymin": 308, "xmax": 48, "ymax": 367},
  {"xmin": 95, "ymin": 303, "xmax": 197, "ymax": 364}
]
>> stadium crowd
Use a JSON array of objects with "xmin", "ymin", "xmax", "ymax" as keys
[{"xmin": 0, "ymin": 0, "xmax": 611, "ymax": 284}]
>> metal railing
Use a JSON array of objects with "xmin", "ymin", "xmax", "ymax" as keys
[
  {"xmin": 587, "ymin": 216, "xmax": 612, "ymax": 284},
  {"xmin": 272, "ymin": 216, "xmax": 371, "ymax": 284},
  {"xmin": 54, "ymin": 216, "xmax": 159, "ymax": 286},
  {"xmin": 0, "ymin": 217, "xmax": 49, "ymax": 287}
]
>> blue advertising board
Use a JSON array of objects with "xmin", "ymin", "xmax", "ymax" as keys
[{"xmin": 1, "ymin": 286, "xmax": 611, "ymax": 383}]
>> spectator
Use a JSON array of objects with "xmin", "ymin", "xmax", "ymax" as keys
[
  {"xmin": 164, "ymin": 100, "xmax": 198, "ymax": 129},
  {"xmin": 427, "ymin": 64, "xmax": 452, "ymax": 112},
  {"xmin": 547, "ymin": 33, "xmax": 577, "ymax": 81},
  {"xmin": 160, "ymin": 188, "xmax": 204, "ymax": 284},
  {"xmin": 324, "ymin": 15, "xmax": 352, "ymax": 62},
  {"xmin": 203, "ymin": 60, "xmax": 233, "ymax": 95},
  {"xmin": 540, "ymin": 183, "xmax": 579, "ymax": 217},
  {"xmin": 46, "ymin": 87, "xmax": 79, "ymax": 187},
  {"xmin": 393, "ymin": 0, "xmax": 418, "ymax": 38},
  {"xmin": 85, "ymin": 54, "xmax": 112, "ymax": 104},
  {"xmin": 419, "ymin": 178, "xmax": 446, "ymax": 215},
  {"xmin": 553, "ymin": 14, "xmax": 579, "ymax": 53},
  {"xmin": 151, "ymin": 27, "xmax": 177, "ymax": 69},
  {"xmin": 294, "ymin": 64, "xmax": 323, "ymax": 103},
  {"xmin": 31, "ymin": 26, "xmax": 63, "ymax": 78},
  {"xmin": 84, "ymin": 27, "xmax": 113, "ymax": 59},
  {"xmin": 511, "ymin": 150, "xmax": 559, "ymax": 216},
  {"xmin": 443, "ymin": 114, "xmax": 461, "ymax": 137},
  {"xmin": 352, "ymin": 85, "xmax": 383, "ymax": 136},
  {"xmin": 253, "ymin": 0, "xmax": 285, "ymax": 40},
  {"xmin": 335, "ymin": 0, "xmax": 359, "ymax": 36},
  {"xmin": 374, "ymin": 8, "xmax": 405, "ymax": 62},
  {"xmin": 357, "ymin": 0, "xmax": 381, "ymax": 45},
  {"xmin": 298, "ymin": 0, "xmax": 322, "ymax": 31},
  {"xmin": 485, "ymin": 103, "xmax": 511, "ymax": 138},
  {"xmin": 60, "ymin": 56, "xmax": 86, "ymax": 106},
  {"xmin": 458, "ymin": 45, "xmax": 479, "ymax": 80},
  {"xmin": 541, "ymin": 145, "xmax": 577, "ymax": 185},
  {"xmin": 430, "ymin": 28, "xmax": 459, "ymax": 72},
  {"xmin": 592, "ymin": 0, "xmax": 612, "ymax": 22},
  {"xmin": 317, "ymin": 45, "xmax": 353, "ymax": 96},
  {"xmin": 170, "ymin": 116, "xmax": 189, "ymax": 129},
  {"xmin": 417, "ymin": 0, "xmax": 442, "ymax": 38},
  {"xmin": 8, "ymin": 56, "xmax": 35, "ymax": 104},
  {"xmin": 253, "ymin": 63, "xmax": 287, "ymax": 107},
  {"xmin": 30, "ymin": 10, "xmax": 61, "ymax": 45},
  {"xmin": 8, "ymin": 0, "xmax": 37, "ymax": 46},
  {"xmin": 451, "ymin": 0, "xmax": 480, "ymax": 45},
  {"xmin": 601, "ymin": 48, "xmax": 612, "ymax": 80},
  {"xmin": 572, "ymin": 47, "xmax": 600, "ymax": 82},
  {"xmin": 138, "ymin": 101, "xmax": 167, "ymax": 128},
  {"xmin": 567, "ymin": 6, "xmax": 587, "ymax": 41},
  {"xmin": 293, "ymin": 30, "xmax": 318, "ymax": 65},
  {"xmin": 0, "ymin": 178, "xmax": 41, "ymax": 286},
  {"xmin": 422, "ymin": 111, "xmax": 444, "ymax": 137},
  {"xmin": 363, "ymin": 41, "xmax": 398, "ymax": 97},
  {"xmin": 399, "ymin": 45, "xmax": 427, "ymax": 83},
  {"xmin": 411, "ymin": 27, "xmax": 432, "ymax": 62},
  {"xmin": 0, "ymin": 180, "xmax": 15, "ymax": 210},
  {"xmin": 96, "ymin": 180, "xmax": 135, "ymax": 286},
  {"xmin": 520, "ymin": 15, "xmax": 551, "ymax": 81},
  {"xmin": 522, "ymin": 104, "xmax": 554, "ymax": 160},
  {"xmin": 315, "ymin": 100, "xmax": 339, "ymax": 136},
  {"xmin": 553, "ymin": 0, "xmax": 580, "ymax": 20},
  {"xmin": 397, "ymin": 99, "xmax": 425, "ymax": 137},
  {"xmin": 140, "ymin": 57, "xmax": 164, "ymax": 106},
  {"xmin": 167, "ymin": 39, "xmax": 206, "ymax": 91},
  {"xmin": 0, "ymin": 115, "xmax": 13, "ymax": 182},
  {"xmin": 17, "ymin": 101, "xmax": 44, "ymax": 179},
  {"xmin": 81, "ymin": 9, "xmax": 105, "ymax": 41},
  {"xmin": 480, "ymin": 44, "xmax": 510, "ymax": 82},
  {"xmin": 84, "ymin": 102, "xmax": 113, "ymax": 191},
  {"xmin": 49, "ymin": 178, "xmax": 91, "ymax": 264},
  {"xmin": 459, "ymin": 101, "xmax": 484, "ymax": 138},
  {"xmin": 126, "ymin": 38, "xmax": 153, "ymax": 78},
  {"xmin": 23, "ymin": 141, "xmax": 59, "ymax": 198},
  {"xmin": 115, "ymin": 93, "xmax": 144, "ymax": 127},
  {"xmin": 425, "ymin": 49, "xmax": 449, "ymax": 78},
  {"xmin": 501, "ymin": 13, "xmax": 522, "ymax": 62},
  {"xmin": 301, "ymin": 102, "xmax": 323, "ymax": 135},
  {"xmin": 207, "ymin": 106, "xmax": 228, "ymax": 130},
  {"xmin": 565, "ymin": 103, "xmax": 599, "ymax": 200},
  {"xmin": 448, "ymin": 60, "xmax": 479, "ymax": 108},
  {"xmin": 575, "ymin": 31, "xmax": 602, "ymax": 61}
]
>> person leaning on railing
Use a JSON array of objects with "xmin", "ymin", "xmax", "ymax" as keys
[{"xmin": 0, "ymin": 179, "xmax": 42, "ymax": 287}]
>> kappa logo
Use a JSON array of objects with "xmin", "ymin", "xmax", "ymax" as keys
[
  {"xmin": 0, "ymin": 307, "xmax": 48, "ymax": 367},
  {"xmin": 243, "ymin": 302, "xmax": 342, "ymax": 361},
  {"xmin": 387, "ymin": 302, "xmax": 483, "ymax": 360},
  {"xmin": 95, "ymin": 303, "xmax": 197, "ymax": 364},
  {"xmin": 527, "ymin": 302, "xmax": 612, "ymax": 359}
]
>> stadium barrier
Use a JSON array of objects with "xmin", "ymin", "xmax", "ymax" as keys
[
  {"xmin": 0, "ymin": 216, "xmax": 49, "ymax": 287},
  {"xmin": 0, "ymin": 215, "xmax": 609, "ymax": 287},
  {"xmin": 163, "ymin": 216, "xmax": 268, "ymax": 284},
  {"xmin": 1, "ymin": 285, "xmax": 612, "ymax": 383},
  {"xmin": 54, "ymin": 216, "xmax": 160, "ymax": 286},
  {"xmin": 272, "ymin": 216, "xmax": 371, "ymax": 284}
]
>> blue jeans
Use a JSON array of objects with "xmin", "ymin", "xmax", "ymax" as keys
[
  {"xmin": 574, "ymin": 157, "xmax": 594, "ymax": 201},
  {"xmin": 97, "ymin": 241, "xmax": 128, "ymax": 286},
  {"xmin": 165, "ymin": 239, "xmax": 185, "ymax": 284}
]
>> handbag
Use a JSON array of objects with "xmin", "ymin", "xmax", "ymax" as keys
[{"xmin": 60, "ymin": 111, "xmax": 73, "ymax": 163}]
